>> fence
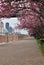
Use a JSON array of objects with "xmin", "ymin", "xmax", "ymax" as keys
[
  {"xmin": 0, "ymin": 33, "xmax": 28, "ymax": 43},
  {"xmin": 0, "ymin": 34, "xmax": 18, "ymax": 43}
]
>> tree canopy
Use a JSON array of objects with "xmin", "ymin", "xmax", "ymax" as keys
[
  {"xmin": 0, "ymin": 0, "xmax": 44, "ymax": 17},
  {"xmin": 0, "ymin": 0, "xmax": 44, "ymax": 38}
]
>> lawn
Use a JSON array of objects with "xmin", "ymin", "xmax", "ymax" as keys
[
  {"xmin": 36, "ymin": 39, "xmax": 44, "ymax": 56},
  {"xmin": 39, "ymin": 46, "xmax": 44, "ymax": 56}
]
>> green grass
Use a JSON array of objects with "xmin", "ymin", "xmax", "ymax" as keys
[
  {"xmin": 36, "ymin": 39, "xmax": 42, "ymax": 44},
  {"xmin": 39, "ymin": 46, "xmax": 44, "ymax": 56},
  {"xmin": 36, "ymin": 39, "xmax": 44, "ymax": 56}
]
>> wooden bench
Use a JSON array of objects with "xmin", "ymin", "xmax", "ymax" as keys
[
  {"xmin": 40, "ymin": 35, "xmax": 44, "ymax": 41},
  {"xmin": 40, "ymin": 37, "xmax": 44, "ymax": 46},
  {"xmin": 40, "ymin": 38, "xmax": 44, "ymax": 41}
]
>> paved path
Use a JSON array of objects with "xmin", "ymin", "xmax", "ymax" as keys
[{"xmin": 0, "ymin": 39, "xmax": 44, "ymax": 65}]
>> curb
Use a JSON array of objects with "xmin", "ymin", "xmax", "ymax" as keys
[
  {"xmin": 0, "ymin": 41, "xmax": 15, "ymax": 45},
  {"xmin": 0, "ymin": 42, "xmax": 7, "ymax": 45}
]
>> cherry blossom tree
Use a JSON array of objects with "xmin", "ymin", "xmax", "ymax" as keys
[
  {"xmin": 0, "ymin": 0, "xmax": 17, "ymax": 17},
  {"xmin": 0, "ymin": 0, "xmax": 44, "ymax": 39},
  {"xmin": 0, "ymin": 0, "xmax": 44, "ymax": 17},
  {"xmin": 17, "ymin": 0, "xmax": 44, "ymax": 39}
]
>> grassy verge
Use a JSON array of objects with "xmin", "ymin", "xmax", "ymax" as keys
[
  {"xmin": 36, "ymin": 39, "xmax": 44, "ymax": 56},
  {"xmin": 39, "ymin": 46, "xmax": 44, "ymax": 56}
]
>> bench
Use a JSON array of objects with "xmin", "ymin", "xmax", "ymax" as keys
[
  {"xmin": 40, "ymin": 37, "xmax": 44, "ymax": 46},
  {"xmin": 40, "ymin": 38, "xmax": 44, "ymax": 41}
]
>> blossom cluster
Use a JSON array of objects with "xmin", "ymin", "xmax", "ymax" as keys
[
  {"xmin": 17, "ymin": 0, "xmax": 44, "ymax": 36},
  {"xmin": 0, "ymin": 0, "xmax": 44, "ymax": 37},
  {"xmin": 0, "ymin": 0, "xmax": 16, "ymax": 17}
]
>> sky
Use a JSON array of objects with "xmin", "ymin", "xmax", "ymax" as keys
[{"xmin": 1, "ymin": 18, "xmax": 28, "ymax": 35}]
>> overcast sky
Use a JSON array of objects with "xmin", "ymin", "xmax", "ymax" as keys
[{"xmin": 2, "ymin": 18, "xmax": 28, "ymax": 35}]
